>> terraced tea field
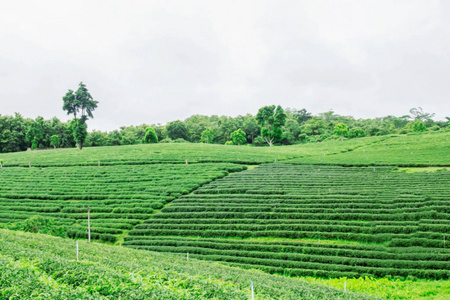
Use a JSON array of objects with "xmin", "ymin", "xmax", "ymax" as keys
[
  {"xmin": 0, "ymin": 163, "xmax": 245, "ymax": 242},
  {"xmin": 1, "ymin": 131, "xmax": 450, "ymax": 299},
  {"xmin": 125, "ymin": 164, "xmax": 450, "ymax": 279},
  {"xmin": 285, "ymin": 131, "xmax": 450, "ymax": 166},
  {"xmin": 1, "ymin": 229, "xmax": 374, "ymax": 299},
  {"xmin": 2, "ymin": 131, "xmax": 448, "ymax": 167}
]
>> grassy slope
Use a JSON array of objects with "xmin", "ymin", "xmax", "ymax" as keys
[
  {"xmin": 0, "ymin": 229, "xmax": 376, "ymax": 300},
  {"xmin": 124, "ymin": 164, "xmax": 450, "ymax": 279},
  {"xmin": 1, "ymin": 131, "xmax": 448, "ymax": 167},
  {"xmin": 284, "ymin": 131, "xmax": 450, "ymax": 166},
  {"xmin": 1, "ymin": 131, "xmax": 449, "ymax": 299},
  {"xmin": 0, "ymin": 135, "xmax": 392, "ymax": 166},
  {"xmin": 305, "ymin": 277, "xmax": 450, "ymax": 300},
  {"xmin": 0, "ymin": 163, "xmax": 245, "ymax": 243}
]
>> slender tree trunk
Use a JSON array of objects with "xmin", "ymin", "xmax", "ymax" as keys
[
  {"xmin": 78, "ymin": 142, "xmax": 83, "ymax": 150},
  {"xmin": 263, "ymin": 136, "xmax": 273, "ymax": 147}
]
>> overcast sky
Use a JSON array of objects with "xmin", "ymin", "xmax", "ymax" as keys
[{"xmin": 1, "ymin": 0, "xmax": 449, "ymax": 131}]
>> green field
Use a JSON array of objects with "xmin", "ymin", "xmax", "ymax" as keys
[
  {"xmin": 1, "ymin": 131, "xmax": 448, "ymax": 167},
  {"xmin": 284, "ymin": 132, "xmax": 450, "ymax": 166},
  {"xmin": 124, "ymin": 164, "xmax": 450, "ymax": 279},
  {"xmin": 0, "ymin": 229, "xmax": 375, "ymax": 299},
  {"xmin": 0, "ymin": 163, "xmax": 244, "ymax": 242},
  {"xmin": 1, "ymin": 130, "xmax": 449, "ymax": 299}
]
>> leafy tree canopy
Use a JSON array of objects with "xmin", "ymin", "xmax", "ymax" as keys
[
  {"xmin": 166, "ymin": 120, "xmax": 189, "ymax": 141},
  {"xmin": 143, "ymin": 127, "xmax": 158, "ymax": 144},
  {"xmin": 200, "ymin": 128, "xmax": 215, "ymax": 144},
  {"xmin": 231, "ymin": 129, "xmax": 246, "ymax": 146},
  {"xmin": 62, "ymin": 82, "xmax": 98, "ymax": 149},
  {"xmin": 256, "ymin": 105, "xmax": 286, "ymax": 146}
]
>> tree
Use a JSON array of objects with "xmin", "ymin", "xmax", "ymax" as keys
[
  {"xmin": 412, "ymin": 120, "xmax": 427, "ymax": 132},
  {"xmin": 143, "ymin": 127, "xmax": 158, "ymax": 143},
  {"xmin": 200, "ymin": 128, "xmax": 215, "ymax": 144},
  {"xmin": 231, "ymin": 129, "xmax": 246, "ymax": 146},
  {"xmin": 409, "ymin": 107, "xmax": 435, "ymax": 122},
  {"xmin": 334, "ymin": 123, "xmax": 348, "ymax": 141},
  {"xmin": 300, "ymin": 117, "xmax": 326, "ymax": 136},
  {"xmin": 26, "ymin": 117, "xmax": 44, "ymax": 149},
  {"xmin": 62, "ymin": 82, "xmax": 98, "ymax": 149},
  {"xmin": 50, "ymin": 135, "xmax": 60, "ymax": 149},
  {"xmin": 348, "ymin": 128, "xmax": 365, "ymax": 139},
  {"xmin": 86, "ymin": 130, "xmax": 108, "ymax": 147},
  {"xmin": 166, "ymin": 120, "xmax": 189, "ymax": 141},
  {"xmin": 293, "ymin": 108, "xmax": 312, "ymax": 124},
  {"xmin": 184, "ymin": 115, "xmax": 210, "ymax": 142},
  {"xmin": 256, "ymin": 105, "xmax": 286, "ymax": 146},
  {"xmin": 241, "ymin": 114, "xmax": 260, "ymax": 144}
]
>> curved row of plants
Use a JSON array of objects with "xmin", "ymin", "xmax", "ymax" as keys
[
  {"xmin": 125, "ymin": 164, "xmax": 450, "ymax": 278},
  {"xmin": 0, "ymin": 163, "xmax": 245, "ymax": 242}
]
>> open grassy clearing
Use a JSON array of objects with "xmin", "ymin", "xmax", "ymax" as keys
[
  {"xmin": 0, "ymin": 229, "xmax": 376, "ymax": 299},
  {"xmin": 0, "ymin": 163, "xmax": 245, "ymax": 242},
  {"xmin": 125, "ymin": 164, "xmax": 450, "ymax": 279}
]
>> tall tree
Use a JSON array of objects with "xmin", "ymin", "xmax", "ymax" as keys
[
  {"xmin": 334, "ymin": 123, "xmax": 348, "ymax": 141},
  {"xmin": 25, "ymin": 116, "xmax": 44, "ymax": 149},
  {"xmin": 166, "ymin": 120, "xmax": 189, "ymax": 141},
  {"xmin": 200, "ymin": 128, "xmax": 215, "ymax": 144},
  {"xmin": 50, "ymin": 135, "xmax": 60, "ymax": 149},
  {"xmin": 242, "ymin": 114, "xmax": 260, "ymax": 144},
  {"xmin": 231, "ymin": 129, "xmax": 246, "ymax": 146},
  {"xmin": 256, "ymin": 105, "xmax": 286, "ymax": 146},
  {"xmin": 62, "ymin": 82, "xmax": 98, "ymax": 149},
  {"xmin": 409, "ymin": 107, "xmax": 435, "ymax": 122},
  {"xmin": 293, "ymin": 108, "xmax": 312, "ymax": 124},
  {"xmin": 143, "ymin": 127, "xmax": 158, "ymax": 143}
]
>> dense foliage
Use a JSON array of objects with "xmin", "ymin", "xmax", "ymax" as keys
[
  {"xmin": 62, "ymin": 82, "xmax": 98, "ymax": 150},
  {"xmin": 125, "ymin": 164, "xmax": 450, "ymax": 279},
  {"xmin": 1, "ymin": 107, "xmax": 448, "ymax": 153},
  {"xmin": 0, "ymin": 130, "xmax": 449, "ymax": 298},
  {"xmin": 0, "ymin": 163, "xmax": 245, "ymax": 242},
  {"xmin": 0, "ymin": 229, "xmax": 375, "ymax": 299}
]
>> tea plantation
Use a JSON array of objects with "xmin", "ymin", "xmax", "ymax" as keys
[
  {"xmin": 1, "ymin": 130, "xmax": 449, "ymax": 299},
  {"xmin": 125, "ymin": 164, "xmax": 450, "ymax": 279},
  {"xmin": 0, "ymin": 229, "xmax": 374, "ymax": 299},
  {"xmin": 0, "ymin": 163, "xmax": 245, "ymax": 242}
]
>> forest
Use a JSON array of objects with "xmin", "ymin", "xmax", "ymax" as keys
[{"xmin": 0, "ymin": 106, "xmax": 448, "ymax": 153}]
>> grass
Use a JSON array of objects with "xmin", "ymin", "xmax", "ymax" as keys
[
  {"xmin": 397, "ymin": 167, "xmax": 450, "ymax": 173},
  {"xmin": 305, "ymin": 276, "xmax": 450, "ymax": 300},
  {"xmin": 285, "ymin": 131, "xmax": 450, "ymax": 166}
]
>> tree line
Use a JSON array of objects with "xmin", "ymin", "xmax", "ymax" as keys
[{"xmin": 0, "ymin": 106, "xmax": 448, "ymax": 153}]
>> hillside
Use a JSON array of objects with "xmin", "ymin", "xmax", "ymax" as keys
[
  {"xmin": 125, "ymin": 164, "xmax": 450, "ymax": 279},
  {"xmin": 0, "ymin": 131, "xmax": 449, "ymax": 298},
  {"xmin": 0, "ymin": 163, "xmax": 245, "ymax": 242},
  {"xmin": 0, "ymin": 131, "xmax": 448, "ymax": 168},
  {"xmin": 285, "ymin": 132, "xmax": 450, "ymax": 166},
  {"xmin": 0, "ymin": 229, "xmax": 375, "ymax": 299}
]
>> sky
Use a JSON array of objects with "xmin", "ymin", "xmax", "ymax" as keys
[{"xmin": 1, "ymin": 0, "xmax": 449, "ymax": 131}]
